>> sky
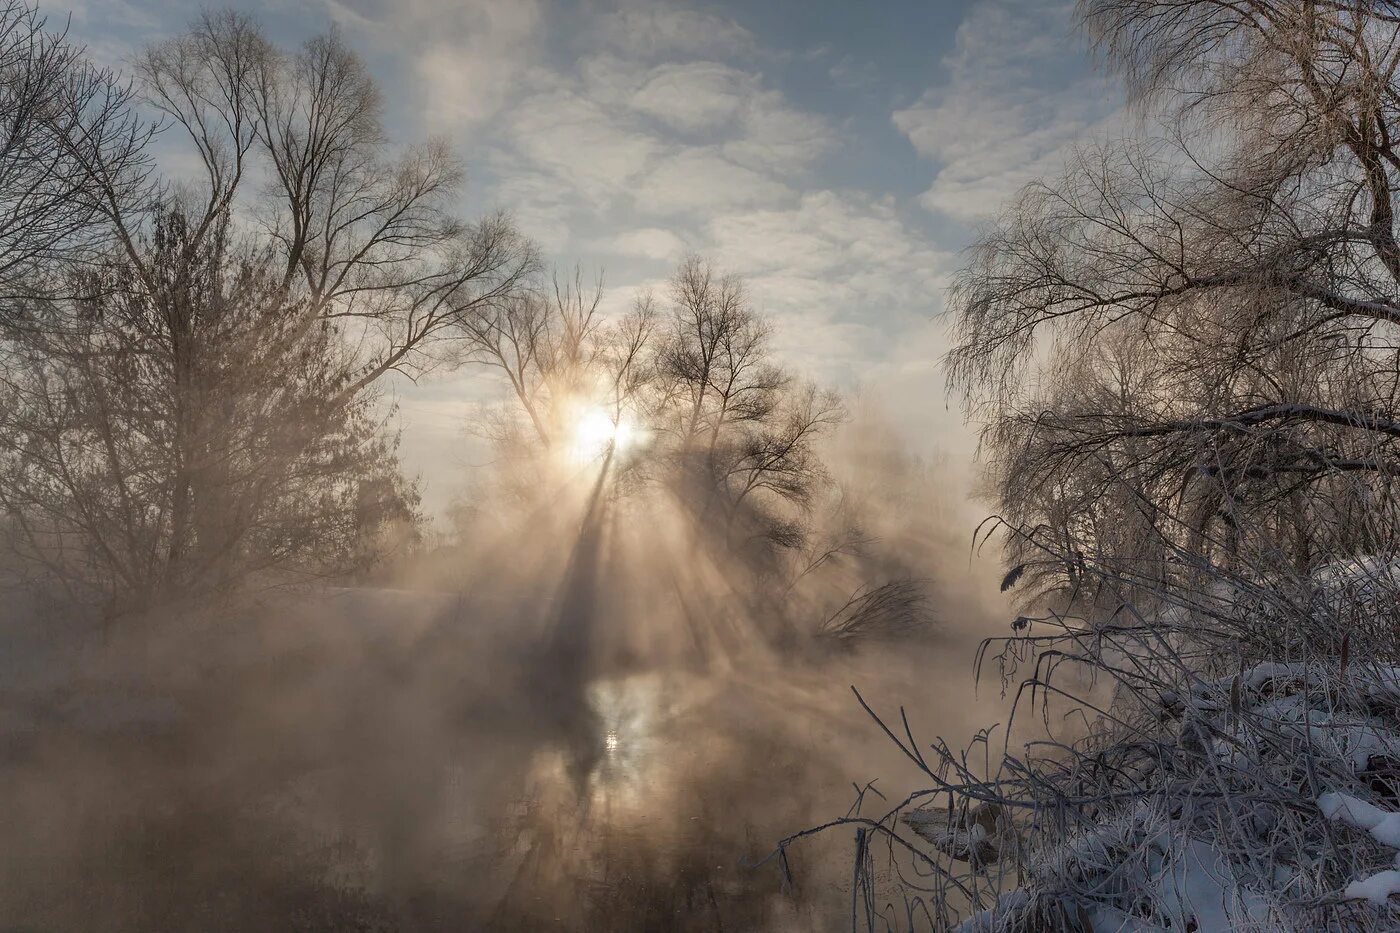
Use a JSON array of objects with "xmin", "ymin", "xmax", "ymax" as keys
[{"xmin": 62, "ymin": 0, "xmax": 1123, "ymax": 518}]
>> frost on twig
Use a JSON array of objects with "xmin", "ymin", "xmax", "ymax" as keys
[{"xmin": 802, "ymin": 554, "xmax": 1400, "ymax": 931}]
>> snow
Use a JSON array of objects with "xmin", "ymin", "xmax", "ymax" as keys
[
  {"xmin": 1246, "ymin": 700, "xmax": 1400, "ymax": 771},
  {"xmin": 930, "ymin": 580, "xmax": 1400, "ymax": 930},
  {"xmin": 1318, "ymin": 792, "xmax": 1400, "ymax": 849},
  {"xmin": 1318, "ymin": 792, "xmax": 1400, "ymax": 905},
  {"xmin": 1313, "ymin": 555, "xmax": 1400, "ymax": 602},
  {"xmin": 949, "ymin": 890, "xmax": 1029, "ymax": 933},
  {"xmin": 1152, "ymin": 837, "xmax": 1270, "ymax": 930},
  {"xmin": 1342, "ymin": 869, "xmax": 1400, "ymax": 906},
  {"xmin": 1086, "ymin": 904, "xmax": 1170, "ymax": 932},
  {"xmin": 1177, "ymin": 660, "xmax": 1400, "ymax": 772},
  {"xmin": 986, "ymin": 805, "xmax": 1273, "ymax": 932}
]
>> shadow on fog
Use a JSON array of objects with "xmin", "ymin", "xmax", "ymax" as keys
[
  {"xmin": 532, "ymin": 446, "xmax": 616, "ymax": 785},
  {"xmin": 0, "ymin": 444, "xmax": 1014, "ymax": 931}
]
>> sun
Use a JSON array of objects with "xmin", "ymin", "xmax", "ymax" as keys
[{"xmin": 566, "ymin": 405, "xmax": 640, "ymax": 464}]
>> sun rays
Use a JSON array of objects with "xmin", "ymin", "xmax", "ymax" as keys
[{"xmin": 563, "ymin": 403, "xmax": 646, "ymax": 467}]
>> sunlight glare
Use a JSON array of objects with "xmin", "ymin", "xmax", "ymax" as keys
[{"xmin": 566, "ymin": 405, "xmax": 639, "ymax": 464}]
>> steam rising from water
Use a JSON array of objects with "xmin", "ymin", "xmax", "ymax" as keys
[{"xmin": 0, "ymin": 410, "xmax": 1011, "ymax": 931}]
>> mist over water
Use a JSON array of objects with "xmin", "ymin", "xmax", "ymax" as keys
[{"xmin": 0, "ymin": 414, "xmax": 1010, "ymax": 932}]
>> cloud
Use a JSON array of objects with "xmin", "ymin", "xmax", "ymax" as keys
[
  {"xmin": 594, "ymin": 56, "xmax": 835, "ymax": 170},
  {"xmin": 61, "ymin": 0, "xmax": 165, "ymax": 68},
  {"xmin": 629, "ymin": 61, "xmax": 752, "ymax": 133},
  {"xmin": 594, "ymin": 3, "xmax": 755, "ymax": 60},
  {"xmin": 601, "ymin": 228, "xmax": 690, "ymax": 261},
  {"xmin": 828, "ymin": 55, "xmax": 880, "ymax": 91},
  {"xmin": 633, "ymin": 149, "xmax": 789, "ymax": 216},
  {"xmin": 473, "ymin": 10, "xmax": 935, "ymax": 381},
  {"xmin": 725, "ymin": 90, "xmax": 835, "ymax": 172},
  {"xmin": 498, "ymin": 50, "xmax": 831, "ymax": 227},
  {"xmin": 711, "ymin": 191, "xmax": 944, "ymax": 284},
  {"xmin": 705, "ymin": 191, "xmax": 951, "ymax": 372},
  {"xmin": 486, "ymin": 169, "xmax": 579, "ymax": 253},
  {"xmin": 893, "ymin": 0, "xmax": 1122, "ymax": 220},
  {"xmin": 320, "ymin": 0, "xmax": 546, "ymax": 129},
  {"xmin": 505, "ymin": 86, "xmax": 661, "ymax": 201}
]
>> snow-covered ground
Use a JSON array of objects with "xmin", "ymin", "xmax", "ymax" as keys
[{"xmin": 930, "ymin": 652, "xmax": 1400, "ymax": 932}]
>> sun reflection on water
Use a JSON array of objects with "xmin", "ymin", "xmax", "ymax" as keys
[{"xmin": 584, "ymin": 673, "xmax": 664, "ymax": 811}]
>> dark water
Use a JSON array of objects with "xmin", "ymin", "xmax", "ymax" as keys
[{"xmin": 0, "ymin": 588, "xmax": 995, "ymax": 932}]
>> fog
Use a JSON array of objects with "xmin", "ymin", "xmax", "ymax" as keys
[
  {"xmin": 0, "ymin": 406, "xmax": 1013, "ymax": 932},
  {"xmin": 0, "ymin": 6, "xmax": 1035, "ymax": 925}
]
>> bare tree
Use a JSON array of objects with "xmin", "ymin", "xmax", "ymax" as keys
[
  {"xmin": 452, "ymin": 269, "xmax": 613, "ymax": 449},
  {"xmin": 120, "ymin": 14, "xmax": 538, "ymax": 396},
  {"xmin": 458, "ymin": 255, "xmax": 846, "ymax": 549},
  {"xmin": 658, "ymin": 255, "xmax": 787, "ymax": 449},
  {"xmin": 0, "ymin": 205, "xmax": 418, "ymax": 610},
  {"xmin": 0, "ymin": 11, "xmax": 533, "ymax": 609},
  {"xmin": 0, "ymin": 0, "xmax": 152, "ymax": 306},
  {"xmin": 773, "ymin": 6, "xmax": 1400, "ymax": 928},
  {"xmin": 647, "ymin": 256, "xmax": 842, "ymax": 552},
  {"xmin": 951, "ymin": 2, "xmax": 1400, "ymax": 584},
  {"xmin": 598, "ymin": 291, "xmax": 659, "ymax": 428}
]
